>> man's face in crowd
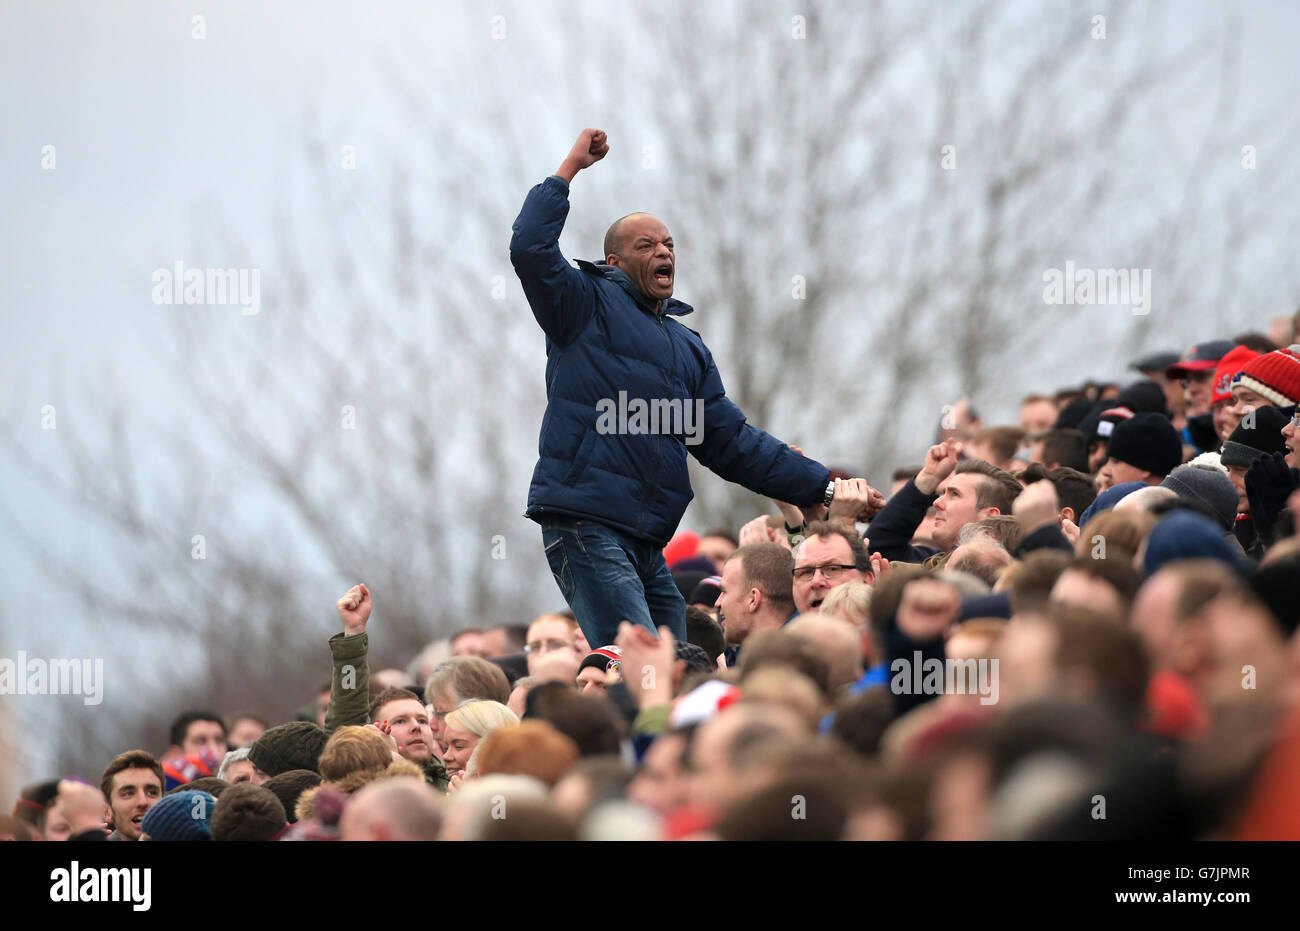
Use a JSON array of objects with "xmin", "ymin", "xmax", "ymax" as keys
[
  {"xmin": 480, "ymin": 628, "xmax": 510, "ymax": 657},
  {"xmin": 182, "ymin": 719, "xmax": 227, "ymax": 758},
  {"xmin": 697, "ymin": 534, "xmax": 737, "ymax": 571},
  {"xmin": 227, "ymin": 717, "xmax": 265, "ymax": 749},
  {"xmin": 1283, "ymin": 414, "xmax": 1300, "ymax": 470},
  {"xmin": 576, "ymin": 666, "xmax": 615, "ymax": 695},
  {"xmin": 793, "ymin": 534, "xmax": 865, "ymax": 613},
  {"xmin": 225, "ymin": 759, "xmax": 256, "ymax": 785},
  {"xmin": 1019, "ymin": 399, "xmax": 1058, "ymax": 435},
  {"xmin": 1226, "ymin": 463, "xmax": 1249, "ymax": 513},
  {"xmin": 1227, "ymin": 386, "xmax": 1272, "ymax": 425},
  {"xmin": 627, "ymin": 732, "xmax": 689, "ymax": 817},
  {"xmin": 716, "ymin": 557, "xmax": 754, "ymax": 644},
  {"xmin": 450, "ymin": 632, "xmax": 488, "ymax": 658},
  {"xmin": 1097, "ymin": 456, "xmax": 1152, "ymax": 491},
  {"xmin": 376, "ymin": 698, "xmax": 435, "ymax": 765},
  {"xmin": 607, "ymin": 214, "xmax": 674, "ymax": 303},
  {"xmin": 108, "ymin": 768, "xmax": 162, "ymax": 841},
  {"xmin": 316, "ymin": 689, "xmax": 330, "ymax": 727},
  {"xmin": 1183, "ymin": 371, "xmax": 1214, "ymax": 416},
  {"xmin": 1212, "ymin": 400, "xmax": 1241, "ymax": 442},
  {"xmin": 526, "ymin": 618, "xmax": 578, "ymax": 676},
  {"xmin": 931, "ymin": 474, "xmax": 988, "ymax": 551}
]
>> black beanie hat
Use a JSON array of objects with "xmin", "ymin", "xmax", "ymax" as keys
[
  {"xmin": 1220, "ymin": 406, "xmax": 1290, "ymax": 468},
  {"xmin": 1106, "ymin": 412, "xmax": 1183, "ymax": 476},
  {"xmin": 247, "ymin": 721, "xmax": 328, "ymax": 778}
]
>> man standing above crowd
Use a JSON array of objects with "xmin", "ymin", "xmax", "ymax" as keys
[{"xmin": 511, "ymin": 128, "xmax": 851, "ymax": 648}]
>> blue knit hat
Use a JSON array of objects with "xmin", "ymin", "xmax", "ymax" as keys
[
  {"xmin": 1143, "ymin": 511, "xmax": 1245, "ymax": 576},
  {"xmin": 1078, "ymin": 481, "xmax": 1146, "ymax": 527},
  {"xmin": 140, "ymin": 789, "xmax": 214, "ymax": 841}
]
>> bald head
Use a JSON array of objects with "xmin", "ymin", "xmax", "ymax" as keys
[
  {"xmin": 604, "ymin": 213, "xmax": 656, "ymax": 259},
  {"xmin": 339, "ymin": 777, "xmax": 442, "ymax": 841}
]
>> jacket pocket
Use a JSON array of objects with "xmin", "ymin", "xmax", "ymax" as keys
[{"xmin": 562, "ymin": 430, "xmax": 596, "ymax": 486}]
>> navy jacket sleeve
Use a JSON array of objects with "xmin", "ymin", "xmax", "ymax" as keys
[
  {"xmin": 509, "ymin": 176, "xmax": 596, "ymax": 347},
  {"xmin": 688, "ymin": 344, "xmax": 829, "ymax": 506},
  {"xmin": 865, "ymin": 478, "xmax": 941, "ymax": 563}
]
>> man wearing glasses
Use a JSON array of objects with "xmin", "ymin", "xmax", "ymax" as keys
[{"xmin": 790, "ymin": 523, "xmax": 872, "ymax": 614}]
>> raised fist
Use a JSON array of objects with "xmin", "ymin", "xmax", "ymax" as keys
[
  {"xmin": 337, "ymin": 583, "xmax": 371, "ymax": 635},
  {"xmin": 565, "ymin": 129, "xmax": 609, "ymax": 171}
]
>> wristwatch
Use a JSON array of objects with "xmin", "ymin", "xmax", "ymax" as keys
[{"xmin": 823, "ymin": 480, "xmax": 836, "ymax": 508}]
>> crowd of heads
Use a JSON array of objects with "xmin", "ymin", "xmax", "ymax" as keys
[{"xmin": 6, "ymin": 333, "xmax": 1300, "ymax": 843}]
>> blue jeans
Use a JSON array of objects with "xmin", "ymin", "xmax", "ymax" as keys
[{"xmin": 540, "ymin": 517, "xmax": 687, "ymax": 649}]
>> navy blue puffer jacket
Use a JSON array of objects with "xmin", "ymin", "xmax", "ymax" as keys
[{"xmin": 510, "ymin": 175, "xmax": 829, "ymax": 547}]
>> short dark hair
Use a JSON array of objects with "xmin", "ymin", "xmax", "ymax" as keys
[
  {"xmin": 368, "ymin": 687, "xmax": 424, "ymax": 721},
  {"xmin": 829, "ymin": 689, "xmax": 894, "ymax": 759},
  {"xmin": 685, "ymin": 606, "xmax": 726, "ymax": 661},
  {"xmin": 170, "ymin": 776, "xmax": 229, "ymax": 798},
  {"xmin": 954, "ymin": 460, "xmax": 1022, "ymax": 514},
  {"xmin": 972, "ymin": 426, "xmax": 1026, "ymax": 465},
  {"xmin": 262, "ymin": 770, "xmax": 321, "ymax": 824},
  {"xmin": 797, "ymin": 521, "xmax": 869, "ymax": 573},
  {"xmin": 726, "ymin": 543, "xmax": 797, "ymax": 612},
  {"xmin": 1231, "ymin": 331, "xmax": 1277, "ymax": 353},
  {"xmin": 169, "ymin": 711, "xmax": 226, "ymax": 749},
  {"xmin": 537, "ymin": 694, "xmax": 625, "ymax": 757},
  {"xmin": 1047, "ymin": 466, "xmax": 1097, "ymax": 520},
  {"xmin": 1039, "ymin": 429, "xmax": 1090, "ymax": 472},
  {"xmin": 210, "ymin": 783, "xmax": 287, "ymax": 841},
  {"xmin": 450, "ymin": 627, "xmax": 483, "ymax": 644},
  {"xmin": 101, "ymin": 750, "xmax": 164, "ymax": 802}
]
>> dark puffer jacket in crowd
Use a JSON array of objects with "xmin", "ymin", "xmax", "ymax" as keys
[{"xmin": 510, "ymin": 175, "xmax": 829, "ymax": 547}]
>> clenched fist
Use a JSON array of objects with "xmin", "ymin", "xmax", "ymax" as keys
[
  {"xmin": 337, "ymin": 583, "xmax": 371, "ymax": 636},
  {"xmin": 557, "ymin": 129, "xmax": 609, "ymax": 182}
]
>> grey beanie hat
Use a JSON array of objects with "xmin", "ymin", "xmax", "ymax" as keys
[{"xmin": 1161, "ymin": 465, "xmax": 1239, "ymax": 531}]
